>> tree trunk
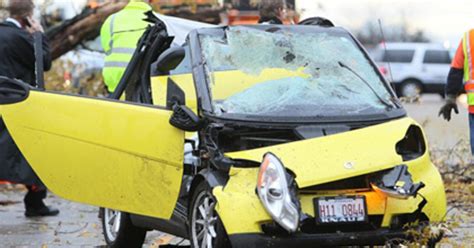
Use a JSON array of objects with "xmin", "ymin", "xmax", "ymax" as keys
[{"xmin": 46, "ymin": 1, "xmax": 127, "ymax": 60}]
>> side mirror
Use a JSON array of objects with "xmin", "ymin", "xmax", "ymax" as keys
[
  {"xmin": 166, "ymin": 78, "xmax": 202, "ymax": 131},
  {"xmin": 0, "ymin": 76, "xmax": 30, "ymax": 104},
  {"xmin": 169, "ymin": 104, "xmax": 202, "ymax": 131}
]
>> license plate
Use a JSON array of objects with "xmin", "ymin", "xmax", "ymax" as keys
[{"xmin": 314, "ymin": 196, "xmax": 367, "ymax": 224}]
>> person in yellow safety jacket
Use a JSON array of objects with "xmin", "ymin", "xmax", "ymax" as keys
[
  {"xmin": 439, "ymin": 29, "xmax": 474, "ymax": 155},
  {"xmin": 100, "ymin": 0, "xmax": 155, "ymax": 93}
]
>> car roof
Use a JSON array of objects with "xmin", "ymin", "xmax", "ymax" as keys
[
  {"xmin": 193, "ymin": 24, "xmax": 349, "ymax": 36},
  {"xmin": 378, "ymin": 42, "xmax": 446, "ymax": 50}
]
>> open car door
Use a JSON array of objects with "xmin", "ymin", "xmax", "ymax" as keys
[{"xmin": 0, "ymin": 82, "xmax": 184, "ymax": 219}]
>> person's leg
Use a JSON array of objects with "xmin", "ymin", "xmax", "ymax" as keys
[
  {"xmin": 470, "ymin": 114, "xmax": 474, "ymax": 156},
  {"xmin": 24, "ymin": 185, "xmax": 59, "ymax": 217},
  {"xmin": 24, "ymin": 185, "xmax": 47, "ymax": 209}
]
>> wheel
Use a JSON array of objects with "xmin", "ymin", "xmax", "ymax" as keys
[
  {"xmin": 400, "ymin": 80, "xmax": 422, "ymax": 98},
  {"xmin": 189, "ymin": 182, "xmax": 230, "ymax": 248},
  {"xmin": 100, "ymin": 208, "xmax": 147, "ymax": 248}
]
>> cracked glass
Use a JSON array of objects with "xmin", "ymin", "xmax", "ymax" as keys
[{"xmin": 199, "ymin": 26, "xmax": 396, "ymax": 119}]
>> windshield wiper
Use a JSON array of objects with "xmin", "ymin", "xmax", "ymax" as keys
[{"xmin": 338, "ymin": 61, "xmax": 394, "ymax": 109}]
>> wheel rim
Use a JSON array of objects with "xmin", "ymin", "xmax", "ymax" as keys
[
  {"xmin": 104, "ymin": 208, "xmax": 121, "ymax": 242},
  {"xmin": 191, "ymin": 191, "xmax": 218, "ymax": 248},
  {"xmin": 402, "ymin": 83, "xmax": 421, "ymax": 98}
]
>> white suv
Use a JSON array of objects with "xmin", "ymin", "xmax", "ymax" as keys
[{"xmin": 372, "ymin": 42, "xmax": 452, "ymax": 97}]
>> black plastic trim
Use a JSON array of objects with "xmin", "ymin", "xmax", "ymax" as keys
[{"xmin": 228, "ymin": 229, "xmax": 409, "ymax": 248}]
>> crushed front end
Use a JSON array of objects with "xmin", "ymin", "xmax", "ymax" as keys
[
  {"xmin": 190, "ymin": 25, "xmax": 446, "ymax": 247},
  {"xmin": 212, "ymin": 118, "xmax": 446, "ymax": 247}
]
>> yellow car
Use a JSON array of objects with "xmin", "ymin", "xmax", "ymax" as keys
[{"xmin": 0, "ymin": 22, "xmax": 446, "ymax": 248}]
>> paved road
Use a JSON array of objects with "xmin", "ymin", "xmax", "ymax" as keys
[
  {"xmin": 0, "ymin": 94, "xmax": 471, "ymax": 247},
  {"xmin": 0, "ymin": 185, "xmax": 105, "ymax": 247},
  {"xmin": 0, "ymin": 185, "xmax": 184, "ymax": 247},
  {"xmin": 403, "ymin": 94, "xmax": 470, "ymax": 151}
]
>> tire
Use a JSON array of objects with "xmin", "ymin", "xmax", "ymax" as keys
[
  {"xmin": 189, "ymin": 182, "xmax": 230, "ymax": 248},
  {"xmin": 400, "ymin": 80, "xmax": 422, "ymax": 98},
  {"xmin": 100, "ymin": 208, "xmax": 147, "ymax": 248}
]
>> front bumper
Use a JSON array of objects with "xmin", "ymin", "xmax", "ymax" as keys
[{"xmin": 229, "ymin": 228, "xmax": 408, "ymax": 248}]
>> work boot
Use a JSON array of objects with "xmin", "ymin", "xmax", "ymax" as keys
[
  {"xmin": 25, "ymin": 205, "xmax": 60, "ymax": 217},
  {"xmin": 24, "ymin": 185, "xmax": 60, "ymax": 217}
]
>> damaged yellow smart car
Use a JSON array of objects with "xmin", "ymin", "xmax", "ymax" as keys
[{"xmin": 0, "ymin": 20, "xmax": 446, "ymax": 248}]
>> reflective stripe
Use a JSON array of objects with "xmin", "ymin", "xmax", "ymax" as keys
[
  {"xmin": 113, "ymin": 27, "xmax": 147, "ymax": 34},
  {"xmin": 110, "ymin": 47, "xmax": 136, "ymax": 55},
  {"xmin": 466, "ymin": 80, "xmax": 474, "ymax": 107},
  {"xmin": 464, "ymin": 30, "xmax": 474, "ymax": 109},
  {"xmin": 466, "ymin": 83, "xmax": 474, "ymax": 106},
  {"xmin": 467, "ymin": 31, "xmax": 473, "ymax": 80},
  {"xmin": 107, "ymin": 14, "xmax": 117, "ymax": 55},
  {"xmin": 104, "ymin": 61, "xmax": 129, "ymax": 68}
]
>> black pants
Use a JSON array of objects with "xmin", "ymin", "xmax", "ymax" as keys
[
  {"xmin": 0, "ymin": 118, "xmax": 45, "ymax": 186},
  {"xmin": 24, "ymin": 185, "xmax": 47, "ymax": 210}
]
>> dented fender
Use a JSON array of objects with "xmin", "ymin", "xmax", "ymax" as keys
[
  {"xmin": 213, "ymin": 168, "xmax": 270, "ymax": 235},
  {"xmin": 215, "ymin": 117, "xmax": 446, "ymax": 234},
  {"xmin": 225, "ymin": 118, "xmax": 418, "ymax": 188}
]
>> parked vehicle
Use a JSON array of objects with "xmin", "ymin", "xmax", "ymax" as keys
[
  {"xmin": 0, "ymin": 18, "xmax": 446, "ymax": 248},
  {"xmin": 372, "ymin": 42, "xmax": 452, "ymax": 98}
]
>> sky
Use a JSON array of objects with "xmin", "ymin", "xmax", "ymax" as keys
[
  {"xmin": 36, "ymin": 0, "xmax": 87, "ymax": 19},
  {"xmin": 296, "ymin": 0, "xmax": 474, "ymax": 48}
]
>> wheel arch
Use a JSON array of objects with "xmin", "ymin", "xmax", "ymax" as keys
[
  {"xmin": 188, "ymin": 172, "xmax": 232, "ymax": 248},
  {"xmin": 188, "ymin": 169, "xmax": 229, "ymax": 207},
  {"xmin": 401, "ymin": 78, "xmax": 424, "ymax": 89}
]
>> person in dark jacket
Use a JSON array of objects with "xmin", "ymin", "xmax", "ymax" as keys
[
  {"xmin": 0, "ymin": 0, "xmax": 59, "ymax": 217},
  {"xmin": 258, "ymin": 0, "xmax": 286, "ymax": 24}
]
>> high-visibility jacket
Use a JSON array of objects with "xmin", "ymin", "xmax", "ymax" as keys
[
  {"xmin": 101, "ymin": 1, "xmax": 151, "ymax": 92},
  {"xmin": 462, "ymin": 29, "xmax": 474, "ymax": 113}
]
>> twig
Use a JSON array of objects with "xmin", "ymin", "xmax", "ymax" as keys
[
  {"xmin": 447, "ymin": 139, "xmax": 464, "ymax": 161},
  {"xmin": 54, "ymin": 222, "xmax": 88, "ymax": 235}
]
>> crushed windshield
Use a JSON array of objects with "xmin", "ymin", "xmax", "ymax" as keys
[{"xmin": 199, "ymin": 26, "xmax": 396, "ymax": 120}]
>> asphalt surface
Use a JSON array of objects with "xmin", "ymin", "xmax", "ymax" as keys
[
  {"xmin": 0, "ymin": 94, "xmax": 472, "ymax": 247},
  {"xmin": 403, "ymin": 94, "xmax": 470, "ymax": 151},
  {"xmin": 0, "ymin": 185, "xmax": 185, "ymax": 247}
]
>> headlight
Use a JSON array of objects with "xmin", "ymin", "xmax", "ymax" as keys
[{"xmin": 257, "ymin": 153, "xmax": 299, "ymax": 232}]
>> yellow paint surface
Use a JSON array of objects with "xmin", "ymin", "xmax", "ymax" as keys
[
  {"xmin": 213, "ymin": 168, "xmax": 270, "ymax": 234},
  {"xmin": 1, "ymin": 91, "xmax": 184, "ymax": 219},
  {"xmin": 226, "ymin": 118, "xmax": 414, "ymax": 187},
  {"xmin": 150, "ymin": 68, "xmax": 309, "ymax": 113},
  {"xmin": 151, "ymin": 74, "xmax": 197, "ymax": 112}
]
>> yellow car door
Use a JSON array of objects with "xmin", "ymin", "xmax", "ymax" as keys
[{"xmin": 1, "ymin": 89, "xmax": 184, "ymax": 219}]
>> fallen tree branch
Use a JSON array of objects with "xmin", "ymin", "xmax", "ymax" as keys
[{"xmin": 45, "ymin": 1, "xmax": 127, "ymax": 60}]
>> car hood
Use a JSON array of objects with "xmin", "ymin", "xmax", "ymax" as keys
[{"xmin": 225, "ymin": 117, "xmax": 420, "ymax": 188}]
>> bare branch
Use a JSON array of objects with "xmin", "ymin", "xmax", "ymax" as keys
[{"xmin": 46, "ymin": 1, "xmax": 127, "ymax": 60}]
